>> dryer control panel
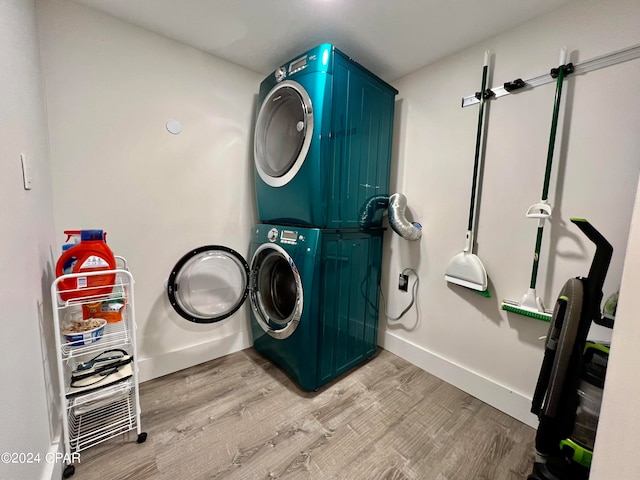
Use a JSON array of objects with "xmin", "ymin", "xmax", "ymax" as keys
[
  {"xmin": 288, "ymin": 55, "xmax": 308, "ymax": 75},
  {"xmin": 270, "ymin": 44, "xmax": 334, "ymax": 85}
]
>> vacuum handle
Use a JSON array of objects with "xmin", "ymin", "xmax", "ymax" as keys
[
  {"xmin": 531, "ymin": 297, "xmax": 567, "ymax": 416},
  {"xmin": 571, "ymin": 218, "xmax": 611, "ymax": 251},
  {"xmin": 531, "ymin": 348, "xmax": 555, "ymax": 417},
  {"xmin": 570, "ymin": 218, "xmax": 613, "ymax": 293}
]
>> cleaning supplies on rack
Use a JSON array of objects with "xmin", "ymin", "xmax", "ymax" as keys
[
  {"xmin": 61, "ymin": 230, "xmax": 81, "ymax": 274},
  {"xmin": 82, "ymin": 291, "xmax": 125, "ymax": 323},
  {"xmin": 56, "ymin": 230, "xmax": 117, "ymax": 302}
]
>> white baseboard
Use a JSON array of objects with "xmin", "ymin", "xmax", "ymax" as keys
[
  {"xmin": 379, "ymin": 330, "xmax": 538, "ymax": 428},
  {"xmin": 137, "ymin": 330, "xmax": 252, "ymax": 383}
]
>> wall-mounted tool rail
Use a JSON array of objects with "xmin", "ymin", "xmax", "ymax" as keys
[{"xmin": 462, "ymin": 42, "xmax": 640, "ymax": 107}]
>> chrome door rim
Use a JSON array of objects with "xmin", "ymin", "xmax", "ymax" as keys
[
  {"xmin": 249, "ymin": 243, "xmax": 303, "ymax": 339},
  {"xmin": 254, "ymin": 80, "xmax": 314, "ymax": 188}
]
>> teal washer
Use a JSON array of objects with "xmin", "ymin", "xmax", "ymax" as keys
[
  {"xmin": 165, "ymin": 223, "xmax": 383, "ymax": 391},
  {"xmin": 250, "ymin": 223, "xmax": 383, "ymax": 390},
  {"xmin": 254, "ymin": 44, "xmax": 398, "ymax": 228}
]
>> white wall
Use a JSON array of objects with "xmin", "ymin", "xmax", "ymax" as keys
[
  {"xmin": 380, "ymin": 0, "xmax": 640, "ymax": 426},
  {"xmin": 0, "ymin": 1, "xmax": 61, "ymax": 479},
  {"xmin": 591, "ymin": 180, "xmax": 640, "ymax": 478},
  {"xmin": 37, "ymin": 0, "xmax": 263, "ymax": 381}
]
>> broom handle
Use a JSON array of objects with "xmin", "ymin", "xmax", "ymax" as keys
[
  {"xmin": 530, "ymin": 226, "xmax": 546, "ymax": 289},
  {"xmin": 467, "ymin": 51, "xmax": 490, "ymax": 233},
  {"xmin": 541, "ymin": 47, "xmax": 567, "ymax": 201},
  {"xmin": 529, "ymin": 48, "xmax": 567, "ymax": 289}
]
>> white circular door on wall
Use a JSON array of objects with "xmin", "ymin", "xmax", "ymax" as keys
[
  {"xmin": 167, "ymin": 244, "xmax": 303, "ymax": 339},
  {"xmin": 166, "ymin": 246, "xmax": 250, "ymax": 323}
]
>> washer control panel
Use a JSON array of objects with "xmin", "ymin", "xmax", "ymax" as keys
[
  {"xmin": 265, "ymin": 227, "xmax": 303, "ymax": 245},
  {"xmin": 279, "ymin": 229, "xmax": 298, "ymax": 245}
]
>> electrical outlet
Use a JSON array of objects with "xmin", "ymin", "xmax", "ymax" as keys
[{"xmin": 398, "ymin": 273, "xmax": 409, "ymax": 292}]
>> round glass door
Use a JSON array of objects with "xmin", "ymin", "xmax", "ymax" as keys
[
  {"xmin": 254, "ymin": 80, "xmax": 314, "ymax": 188},
  {"xmin": 167, "ymin": 246, "xmax": 249, "ymax": 323},
  {"xmin": 249, "ymin": 243, "xmax": 303, "ymax": 339}
]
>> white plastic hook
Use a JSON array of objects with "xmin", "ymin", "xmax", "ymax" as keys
[{"xmin": 526, "ymin": 202, "xmax": 552, "ymax": 219}]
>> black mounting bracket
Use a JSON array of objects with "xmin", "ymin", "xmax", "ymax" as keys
[
  {"xmin": 503, "ymin": 78, "xmax": 526, "ymax": 92},
  {"xmin": 474, "ymin": 88, "xmax": 495, "ymax": 101},
  {"xmin": 550, "ymin": 62, "xmax": 575, "ymax": 78}
]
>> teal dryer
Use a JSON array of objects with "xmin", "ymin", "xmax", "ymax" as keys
[
  {"xmin": 254, "ymin": 44, "xmax": 398, "ymax": 228},
  {"xmin": 166, "ymin": 223, "xmax": 384, "ymax": 391}
]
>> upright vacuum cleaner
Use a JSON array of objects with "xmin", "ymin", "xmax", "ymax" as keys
[{"xmin": 528, "ymin": 218, "xmax": 613, "ymax": 480}]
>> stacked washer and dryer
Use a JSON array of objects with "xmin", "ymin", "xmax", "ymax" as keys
[
  {"xmin": 250, "ymin": 44, "xmax": 398, "ymax": 390},
  {"xmin": 166, "ymin": 44, "xmax": 398, "ymax": 390}
]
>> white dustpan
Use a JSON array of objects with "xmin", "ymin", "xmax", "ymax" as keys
[
  {"xmin": 445, "ymin": 231, "xmax": 488, "ymax": 291},
  {"xmin": 445, "ymin": 52, "xmax": 491, "ymax": 295}
]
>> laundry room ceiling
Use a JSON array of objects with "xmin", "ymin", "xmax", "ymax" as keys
[{"xmin": 71, "ymin": 0, "xmax": 573, "ymax": 81}]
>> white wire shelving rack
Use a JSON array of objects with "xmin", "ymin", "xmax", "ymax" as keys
[{"xmin": 50, "ymin": 257, "xmax": 147, "ymax": 478}]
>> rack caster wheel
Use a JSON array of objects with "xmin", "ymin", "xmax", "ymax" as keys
[
  {"xmin": 137, "ymin": 432, "xmax": 148, "ymax": 444},
  {"xmin": 63, "ymin": 464, "xmax": 75, "ymax": 478}
]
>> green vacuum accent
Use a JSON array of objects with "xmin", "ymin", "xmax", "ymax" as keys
[
  {"xmin": 475, "ymin": 288, "xmax": 491, "ymax": 298},
  {"xmin": 584, "ymin": 341, "xmax": 610, "ymax": 355},
  {"xmin": 559, "ymin": 438, "xmax": 593, "ymax": 468},
  {"xmin": 501, "ymin": 300, "xmax": 552, "ymax": 322},
  {"xmin": 603, "ymin": 290, "xmax": 619, "ymax": 319}
]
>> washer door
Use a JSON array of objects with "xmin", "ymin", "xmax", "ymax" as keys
[
  {"xmin": 254, "ymin": 80, "xmax": 314, "ymax": 188},
  {"xmin": 167, "ymin": 246, "xmax": 249, "ymax": 323},
  {"xmin": 249, "ymin": 243, "xmax": 303, "ymax": 339}
]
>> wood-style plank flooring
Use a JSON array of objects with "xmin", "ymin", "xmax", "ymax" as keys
[{"xmin": 73, "ymin": 348, "xmax": 535, "ymax": 479}]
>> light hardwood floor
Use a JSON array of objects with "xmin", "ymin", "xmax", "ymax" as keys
[{"xmin": 73, "ymin": 348, "xmax": 535, "ymax": 479}]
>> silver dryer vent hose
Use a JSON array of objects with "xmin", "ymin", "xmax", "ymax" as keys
[{"xmin": 388, "ymin": 193, "xmax": 422, "ymax": 241}]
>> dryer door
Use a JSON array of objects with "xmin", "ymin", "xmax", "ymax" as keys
[
  {"xmin": 254, "ymin": 80, "xmax": 314, "ymax": 188},
  {"xmin": 167, "ymin": 246, "xmax": 249, "ymax": 323},
  {"xmin": 249, "ymin": 243, "xmax": 303, "ymax": 339}
]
